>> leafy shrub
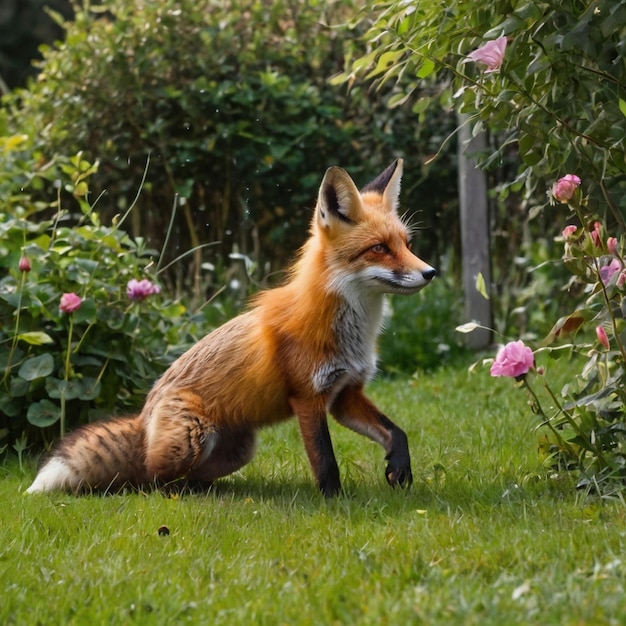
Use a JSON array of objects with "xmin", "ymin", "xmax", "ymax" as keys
[{"xmin": 0, "ymin": 139, "xmax": 202, "ymax": 449}]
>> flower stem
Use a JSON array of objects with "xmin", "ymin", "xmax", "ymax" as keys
[
  {"xmin": 60, "ymin": 315, "xmax": 74, "ymax": 438},
  {"xmin": 523, "ymin": 378, "xmax": 578, "ymax": 460},
  {"xmin": 2, "ymin": 269, "xmax": 27, "ymax": 388}
]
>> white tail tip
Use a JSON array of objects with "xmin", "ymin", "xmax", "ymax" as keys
[{"xmin": 26, "ymin": 458, "xmax": 76, "ymax": 493}]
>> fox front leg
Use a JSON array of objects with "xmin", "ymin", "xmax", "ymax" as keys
[
  {"xmin": 291, "ymin": 398, "xmax": 341, "ymax": 497},
  {"xmin": 330, "ymin": 385, "xmax": 413, "ymax": 489}
]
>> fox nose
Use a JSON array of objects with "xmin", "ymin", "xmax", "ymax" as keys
[{"xmin": 422, "ymin": 267, "xmax": 437, "ymax": 281}]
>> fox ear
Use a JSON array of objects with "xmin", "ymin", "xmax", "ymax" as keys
[
  {"xmin": 317, "ymin": 166, "xmax": 362, "ymax": 229},
  {"xmin": 360, "ymin": 158, "xmax": 403, "ymax": 211}
]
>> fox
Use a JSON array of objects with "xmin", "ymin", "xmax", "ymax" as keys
[{"xmin": 27, "ymin": 158, "xmax": 436, "ymax": 497}]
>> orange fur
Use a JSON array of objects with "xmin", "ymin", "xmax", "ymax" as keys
[{"xmin": 27, "ymin": 159, "xmax": 436, "ymax": 496}]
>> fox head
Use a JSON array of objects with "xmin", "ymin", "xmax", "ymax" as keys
[{"xmin": 314, "ymin": 159, "xmax": 436, "ymax": 297}]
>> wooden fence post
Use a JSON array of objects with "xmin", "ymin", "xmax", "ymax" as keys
[{"xmin": 457, "ymin": 116, "xmax": 493, "ymax": 349}]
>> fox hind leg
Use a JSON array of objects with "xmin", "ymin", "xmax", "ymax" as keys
[
  {"xmin": 188, "ymin": 428, "xmax": 257, "ymax": 484},
  {"xmin": 144, "ymin": 390, "xmax": 219, "ymax": 484}
]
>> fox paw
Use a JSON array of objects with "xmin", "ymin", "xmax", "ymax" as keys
[{"xmin": 385, "ymin": 464, "xmax": 413, "ymax": 489}]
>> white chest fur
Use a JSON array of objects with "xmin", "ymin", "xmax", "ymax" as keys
[{"xmin": 312, "ymin": 293, "xmax": 386, "ymax": 401}]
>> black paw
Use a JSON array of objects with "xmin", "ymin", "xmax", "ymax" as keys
[
  {"xmin": 319, "ymin": 470, "xmax": 342, "ymax": 498},
  {"xmin": 385, "ymin": 464, "xmax": 413, "ymax": 489}
]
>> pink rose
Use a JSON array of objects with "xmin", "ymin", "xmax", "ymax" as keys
[
  {"xmin": 590, "ymin": 221, "xmax": 603, "ymax": 248},
  {"xmin": 59, "ymin": 292, "xmax": 83, "ymax": 314},
  {"xmin": 596, "ymin": 326, "xmax": 610, "ymax": 351},
  {"xmin": 599, "ymin": 258, "xmax": 622, "ymax": 284},
  {"xmin": 127, "ymin": 278, "xmax": 161, "ymax": 301},
  {"xmin": 467, "ymin": 36, "xmax": 507, "ymax": 73},
  {"xmin": 562, "ymin": 225, "xmax": 577, "ymax": 241},
  {"xmin": 551, "ymin": 174, "xmax": 581, "ymax": 204},
  {"xmin": 18, "ymin": 255, "xmax": 31, "ymax": 272},
  {"xmin": 490, "ymin": 340, "xmax": 534, "ymax": 379}
]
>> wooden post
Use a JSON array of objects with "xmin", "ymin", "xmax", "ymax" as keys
[{"xmin": 458, "ymin": 116, "xmax": 492, "ymax": 349}]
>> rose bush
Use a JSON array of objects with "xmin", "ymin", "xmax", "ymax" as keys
[
  {"xmin": 489, "ymin": 177, "xmax": 626, "ymax": 496},
  {"xmin": 466, "ymin": 36, "xmax": 507, "ymax": 73}
]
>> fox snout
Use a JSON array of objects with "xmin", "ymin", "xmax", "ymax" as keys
[
  {"xmin": 405, "ymin": 257, "xmax": 437, "ymax": 291},
  {"xmin": 422, "ymin": 267, "xmax": 437, "ymax": 282}
]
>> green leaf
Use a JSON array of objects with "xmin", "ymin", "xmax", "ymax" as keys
[
  {"xmin": 475, "ymin": 272, "xmax": 489, "ymax": 300},
  {"xmin": 16, "ymin": 331, "xmax": 54, "ymax": 346},
  {"xmin": 78, "ymin": 377, "xmax": 101, "ymax": 401},
  {"xmin": 74, "ymin": 181, "xmax": 89, "ymax": 196},
  {"xmin": 0, "ymin": 396, "xmax": 21, "ymax": 417},
  {"xmin": 387, "ymin": 91, "xmax": 412, "ymax": 108},
  {"xmin": 366, "ymin": 50, "xmax": 403, "ymax": 80},
  {"xmin": 619, "ymin": 98, "xmax": 626, "ymax": 118},
  {"xmin": 18, "ymin": 354, "xmax": 55, "ymax": 381},
  {"xmin": 416, "ymin": 58, "xmax": 435, "ymax": 79},
  {"xmin": 73, "ymin": 298, "xmax": 97, "ymax": 325},
  {"xmin": 45, "ymin": 377, "xmax": 84, "ymax": 400},
  {"xmin": 411, "ymin": 97, "xmax": 431, "ymax": 115},
  {"xmin": 9, "ymin": 377, "xmax": 30, "ymax": 398},
  {"xmin": 27, "ymin": 399, "xmax": 61, "ymax": 427}
]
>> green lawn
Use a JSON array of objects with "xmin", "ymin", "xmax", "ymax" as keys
[{"xmin": 2, "ymin": 362, "xmax": 626, "ymax": 625}]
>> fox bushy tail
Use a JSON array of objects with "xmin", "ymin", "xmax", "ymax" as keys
[{"xmin": 26, "ymin": 416, "xmax": 147, "ymax": 493}]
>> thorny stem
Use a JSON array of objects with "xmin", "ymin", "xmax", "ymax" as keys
[
  {"xmin": 540, "ymin": 374, "xmax": 609, "ymax": 467},
  {"xmin": 522, "ymin": 378, "xmax": 578, "ymax": 460}
]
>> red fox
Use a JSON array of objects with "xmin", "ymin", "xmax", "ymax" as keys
[{"xmin": 27, "ymin": 159, "xmax": 436, "ymax": 497}]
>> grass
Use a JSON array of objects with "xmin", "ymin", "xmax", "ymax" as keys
[{"xmin": 3, "ymin": 361, "xmax": 626, "ymax": 625}]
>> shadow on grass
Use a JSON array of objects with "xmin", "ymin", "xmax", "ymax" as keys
[
  {"xmin": 175, "ymin": 467, "xmax": 554, "ymax": 520},
  {"xmin": 16, "ymin": 451, "xmax": 563, "ymax": 518}
]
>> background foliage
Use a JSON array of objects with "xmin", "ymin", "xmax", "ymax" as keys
[{"xmin": 6, "ymin": 0, "xmax": 458, "ymax": 303}]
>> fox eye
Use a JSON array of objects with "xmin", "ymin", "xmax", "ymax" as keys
[{"xmin": 370, "ymin": 243, "xmax": 390, "ymax": 254}]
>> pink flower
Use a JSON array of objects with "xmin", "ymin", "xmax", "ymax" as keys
[
  {"xmin": 467, "ymin": 36, "xmax": 507, "ymax": 72},
  {"xmin": 599, "ymin": 258, "xmax": 622, "ymax": 284},
  {"xmin": 551, "ymin": 174, "xmax": 581, "ymax": 204},
  {"xmin": 596, "ymin": 326, "xmax": 610, "ymax": 350},
  {"xmin": 59, "ymin": 292, "xmax": 83, "ymax": 314},
  {"xmin": 618, "ymin": 271, "xmax": 626, "ymax": 289},
  {"xmin": 607, "ymin": 237, "xmax": 619, "ymax": 256},
  {"xmin": 490, "ymin": 340, "xmax": 534, "ymax": 379},
  {"xmin": 127, "ymin": 278, "xmax": 161, "ymax": 301},
  {"xmin": 18, "ymin": 255, "xmax": 31, "ymax": 272},
  {"xmin": 590, "ymin": 221, "xmax": 603, "ymax": 248},
  {"xmin": 562, "ymin": 225, "xmax": 577, "ymax": 241}
]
